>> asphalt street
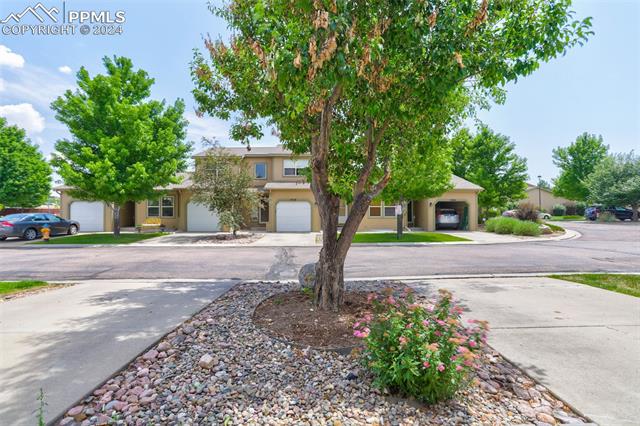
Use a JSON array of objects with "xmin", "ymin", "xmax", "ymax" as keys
[{"xmin": 0, "ymin": 221, "xmax": 638, "ymax": 281}]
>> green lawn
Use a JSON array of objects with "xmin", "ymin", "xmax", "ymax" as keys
[
  {"xmin": 35, "ymin": 232, "xmax": 168, "ymax": 245},
  {"xmin": 0, "ymin": 280, "xmax": 48, "ymax": 295},
  {"xmin": 550, "ymin": 274, "xmax": 640, "ymax": 297},
  {"xmin": 352, "ymin": 232, "xmax": 469, "ymax": 243},
  {"xmin": 550, "ymin": 215, "xmax": 584, "ymax": 221}
]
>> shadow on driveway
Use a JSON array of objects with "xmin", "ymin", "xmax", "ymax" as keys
[{"xmin": 0, "ymin": 279, "xmax": 236, "ymax": 425}]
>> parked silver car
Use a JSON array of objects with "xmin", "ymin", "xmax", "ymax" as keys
[
  {"xmin": 0, "ymin": 213, "xmax": 79, "ymax": 240},
  {"xmin": 436, "ymin": 208, "xmax": 460, "ymax": 229}
]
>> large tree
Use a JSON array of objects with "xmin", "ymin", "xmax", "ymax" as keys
[
  {"xmin": 552, "ymin": 132, "xmax": 608, "ymax": 201},
  {"xmin": 192, "ymin": 0, "xmax": 591, "ymax": 310},
  {"xmin": 451, "ymin": 125, "xmax": 528, "ymax": 213},
  {"xmin": 0, "ymin": 118, "xmax": 51, "ymax": 208},
  {"xmin": 585, "ymin": 152, "xmax": 640, "ymax": 221},
  {"xmin": 191, "ymin": 141, "xmax": 259, "ymax": 236},
  {"xmin": 51, "ymin": 56, "xmax": 191, "ymax": 235}
]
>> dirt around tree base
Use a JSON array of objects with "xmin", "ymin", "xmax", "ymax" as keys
[{"xmin": 253, "ymin": 290, "xmax": 372, "ymax": 349}]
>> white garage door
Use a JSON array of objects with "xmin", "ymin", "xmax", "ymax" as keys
[
  {"xmin": 187, "ymin": 202, "xmax": 220, "ymax": 232},
  {"xmin": 70, "ymin": 201, "xmax": 104, "ymax": 232},
  {"xmin": 276, "ymin": 201, "xmax": 311, "ymax": 232}
]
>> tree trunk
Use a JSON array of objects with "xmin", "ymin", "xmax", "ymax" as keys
[
  {"xmin": 113, "ymin": 204, "xmax": 121, "ymax": 237},
  {"xmin": 313, "ymin": 192, "xmax": 373, "ymax": 311},
  {"xmin": 632, "ymin": 203, "xmax": 638, "ymax": 222}
]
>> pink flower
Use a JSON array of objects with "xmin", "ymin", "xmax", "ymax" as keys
[
  {"xmin": 469, "ymin": 340, "xmax": 477, "ymax": 348},
  {"xmin": 405, "ymin": 323, "xmax": 414, "ymax": 329},
  {"xmin": 434, "ymin": 331, "xmax": 442, "ymax": 336},
  {"xmin": 423, "ymin": 361, "xmax": 430, "ymax": 368},
  {"xmin": 363, "ymin": 314, "xmax": 372, "ymax": 322},
  {"xmin": 386, "ymin": 295, "xmax": 396, "ymax": 305},
  {"xmin": 436, "ymin": 320, "xmax": 446, "ymax": 327},
  {"xmin": 421, "ymin": 319, "xmax": 430, "ymax": 327},
  {"xmin": 367, "ymin": 293, "xmax": 377, "ymax": 303},
  {"xmin": 457, "ymin": 346, "xmax": 469, "ymax": 354},
  {"xmin": 353, "ymin": 321, "xmax": 361, "ymax": 329},
  {"xmin": 353, "ymin": 328, "xmax": 370, "ymax": 338},
  {"xmin": 456, "ymin": 365, "xmax": 463, "ymax": 371},
  {"xmin": 437, "ymin": 363, "xmax": 445, "ymax": 372},
  {"xmin": 426, "ymin": 304, "xmax": 435, "ymax": 312},
  {"xmin": 399, "ymin": 336, "xmax": 408, "ymax": 346}
]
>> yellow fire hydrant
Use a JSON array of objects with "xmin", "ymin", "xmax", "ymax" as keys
[{"xmin": 41, "ymin": 225, "xmax": 51, "ymax": 241}]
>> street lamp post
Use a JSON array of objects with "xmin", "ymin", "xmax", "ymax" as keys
[{"xmin": 537, "ymin": 175, "xmax": 542, "ymax": 211}]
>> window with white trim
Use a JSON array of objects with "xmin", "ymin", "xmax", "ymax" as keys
[
  {"xmin": 283, "ymin": 159, "xmax": 309, "ymax": 176},
  {"xmin": 161, "ymin": 196, "xmax": 175, "ymax": 217},
  {"xmin": 147, "ymin": 199, "xmax": 160, "ymax": 217},
  {"xmin": 255, "ymin": 162, "xmax": 267, "ymax": 179}
]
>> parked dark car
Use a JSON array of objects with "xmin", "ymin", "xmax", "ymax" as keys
[
  {"xmin": 0, "ymin": 213, "xmax": 79, "ymax": 240},
  {"xmin": 585, "ymin": 206, "xmax": 635, "ymax": 221}
]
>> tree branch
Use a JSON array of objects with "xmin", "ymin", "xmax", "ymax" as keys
[{"xmin": 355, "ymin": 120, "xmax": 389, "ymax": 195}]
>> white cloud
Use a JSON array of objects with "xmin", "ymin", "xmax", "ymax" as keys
[
  {"xmin": 0, "ymin": 103, "xmax": 45, "ymax": 133},
  {"xmin": 1, "ymin": 65, "xmax": 74, "ymax": 108},
  {"xmin": 0, "ymin": 45, "xmax": 25, "ymax": 68},
  {"xmin": 58, "ymin": 65, "xmax": 72, "ymax": 74},
  {"xmin": 0, "ymin": 78, "xmax": 4, "ymax": 92},
  {"xmin": 185, "ymin": 111, "xmax": 231, "ymax": 143}
]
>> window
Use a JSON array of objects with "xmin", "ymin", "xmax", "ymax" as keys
[
  {"xmin": 369, "ymin": 200, "xmax": 382, "ymax": 217},
  {"xmin": 255, "ymin": 162, "xmax": 267, "ymax": 179},
  {"xmin": 384, "ymin": 205, "xmax": 396, "ymax": 217},
  {"xmin": 32, "ymin": 214, "xmax": 47, "ymax": 221},
  {"xmin": 283, "ymin": 159, "xmax": 309, "ymax": 176},
  {"xmin": 147, "ymin": 199, "xmax": 160, "ymax": 217},
  {"xmin": 45, "ymin": 214, "xmax": 61, "ymax": 222},
  {"xmin": 161, "ymin": 196, "xmax": 175, "ymax": 217}
]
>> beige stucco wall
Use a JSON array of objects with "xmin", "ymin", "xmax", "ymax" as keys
[
  {"xmin": 524, "ymin": 188, "xmax": 575, "ymax": 212},
  {"xmin": 414, "ymin": 190, "xmax": 480, "ymax": 231},
  {"xmin": 134, "ymin": 190, "xmax": 189, "ymax": 231},
  {"xmin": 59, "ymin": 192, "xmax": 114, "ymax": 232},
  {"xmin": 358, "ymin": 206, "xmax": 408, "ymax": 231}
]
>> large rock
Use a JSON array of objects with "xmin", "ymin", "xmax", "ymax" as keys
[
  {"xmin": 539, "ymin": 224, "xmax": 553, "ymax": 235},
  {"xmin": 298, "ymin": 263, "xmax": 317, "ymax": 289}
]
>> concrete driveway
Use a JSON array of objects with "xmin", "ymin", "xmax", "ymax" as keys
[
  {"xmin": 0, "ymin": 279, "xmax": 235, "ymax": 425},
  {"xmin": 411, "ymin": 276, "xmax": 640, "ymax": 426}
]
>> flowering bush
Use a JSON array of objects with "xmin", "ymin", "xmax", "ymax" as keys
[{"xmin": 353, "ymin": 287, "xmax": 488, "ymax": 404}]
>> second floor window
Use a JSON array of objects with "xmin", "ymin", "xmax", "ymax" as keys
[
  {"xmin": 283, "ymin": 159, "xmax": 309, "ymax": 176},
  {"xmin": 255, "ymin": 162, "xmax": 267, "ymax": 179}
]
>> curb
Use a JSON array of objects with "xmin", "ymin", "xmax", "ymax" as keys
[{"xmin": 1, "ymin": 229, "xmax": 582, "ymax": 249}]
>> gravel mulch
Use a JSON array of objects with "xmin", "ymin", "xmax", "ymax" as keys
[{"xmin": 57, "ymin": 281, "xmax": 590, "ymax": 425}]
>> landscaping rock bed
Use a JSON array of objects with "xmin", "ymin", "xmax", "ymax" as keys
[{"xmin": 57, "ymin": 281, "xmax": 589, "ymax": 425}]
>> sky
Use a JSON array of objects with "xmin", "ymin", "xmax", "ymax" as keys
[{"xmin": 0, "ymin": 0, "xmax": 638, "ymax": 186}]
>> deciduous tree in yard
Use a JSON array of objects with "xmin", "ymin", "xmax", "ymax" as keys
[
  {"xmin": 451, "ymin": 125, "xmax": 528, "ymax": 214},
  {"xmin": 51, "ymin": 56, "xmax": 191, "ymax": 236},
  {"xmin": 192, "ymin": 0, "xmax": 591, "ymax": 310},
  {"xmin": 0, "ymin": 118, "xmax": 51, "ymax": 208},
  {"xmin": 552, "ymin": 133, "xmax": 608, "ymax": 201},
  {"xmin": 585, "ymin": 152, "xmax": 640, "ymax": 221},
  {"xmin": 191, "ymin": 141, "xmax": 259, "ymax": 236}
]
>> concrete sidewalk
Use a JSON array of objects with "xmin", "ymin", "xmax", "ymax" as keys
[
  {"xmin": 410, "ymin": 276, "xmax": 640, "ymax": 426},
  {"xmin": 0, "ymin": 279, "xmax": 236, "ymax": 425}
]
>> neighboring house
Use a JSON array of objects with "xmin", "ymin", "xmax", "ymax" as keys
[
  {"xmin": 524, "ymin": 183, "xmax": 575, "ymax": 212},
  {"xmin": 55, "ymin": 146, "xmax": 483, "ymax": 233}
]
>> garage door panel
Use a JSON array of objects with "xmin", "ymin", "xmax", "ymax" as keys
[
  {"xmin": 276, "ymin": 201, "xmax": 311, "ymax": 232},
  {"xmin": 70, "ymin": 201, "xmax": 104, "ymax": 232},
  {"xmin": 187, "ymin": 202, "xmax": 220, "ymax": 232}
]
